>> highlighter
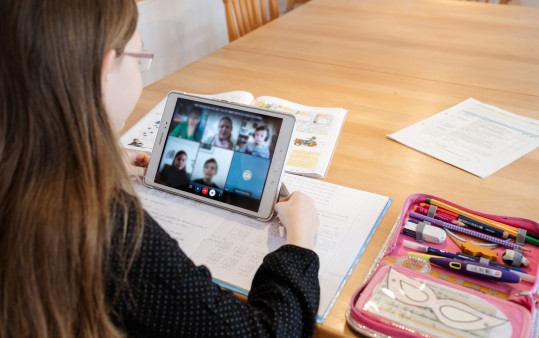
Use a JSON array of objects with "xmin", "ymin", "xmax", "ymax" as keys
[{"xmin": 409, "ymin": 253, "xmax": 521, "ymax": 283}]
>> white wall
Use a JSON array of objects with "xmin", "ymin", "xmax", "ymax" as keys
[
  {"xmin": 137, "ymin": 0, "xmax": 229, "ymax": 86},
  {"xmin": 137, "ymin": 0, "xmax": 291, "ymax": 87}
]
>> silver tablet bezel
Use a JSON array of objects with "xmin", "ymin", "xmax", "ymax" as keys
[{"xmin": 144, "ymin": 91, "xmax": 296, "ymax": 221}]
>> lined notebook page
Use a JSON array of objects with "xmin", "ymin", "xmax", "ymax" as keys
[{"xmin": 135, "ymin": 173, "xmax": 391, "ymax": 322}]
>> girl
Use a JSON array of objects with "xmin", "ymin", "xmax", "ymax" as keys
[{"xmin": 0, "ymin": 0, "xmax": 320, "ymax": 337}]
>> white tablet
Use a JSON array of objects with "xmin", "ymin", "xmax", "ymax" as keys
[{"xmin": 144, "ymin": 91, "xmax": 296, "ymax": 221}]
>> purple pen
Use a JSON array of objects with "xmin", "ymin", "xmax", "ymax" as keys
[
  {"xmin": 428, "ymin": 257, "xmax": 521, "ymax": 283},
  {"xmin": 409, "ymin": 211, "xmax": 526, "ymax": 251}
]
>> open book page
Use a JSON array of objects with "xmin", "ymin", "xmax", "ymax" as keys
[
  {"xmin": 387, "ymin": 98, "xmax": 539, "ymax": 178},
  {"xmin": 120, "ymin": 92, "xmax": 347, "ymax": 178},
  {"xmin": 134, "ymin": 173, "xmax": 391, "ymax": 322},
  {"xmin": 254, "ymin": 96, "xmax": 347, "ymax": 178},
  {"xmin": 120, "ymin": 91, "xmax": 254, "ymax": 152}
]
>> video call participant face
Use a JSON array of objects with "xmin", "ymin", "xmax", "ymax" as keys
[
  {"xmin": 173, "ymin": 152, "xmax": 187, "ymax": 170},
  {"xmin": 187, "ymin": 110, "xmax": 200, "ymax": 129},
  {"xmin": 254, "ymin": 128, "xmax": 268, "ymax": 145},
  {"xmin": 203, "ymin": 159, "xmax": 218, "ymax": 183},
  {"xmin": 218, "ymin": 117, "xmax": 232, "ymax": 141}
]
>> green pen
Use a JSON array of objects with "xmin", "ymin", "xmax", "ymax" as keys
[
  {"xmin": 425, "ymin": 198, "xmax": 539, "ymax": 248},
  {"xmin": 524, "ymin": 234, "xmax": 539, "ymax": 247}
]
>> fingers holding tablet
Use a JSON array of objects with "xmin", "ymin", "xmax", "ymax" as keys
[
  {"xmin": 275, "ymin": 192, "xmax": 320, "ymax": 250},
  {"xmin": 124, "ymin": 150, "xmax": 150, "ymax": 178}
]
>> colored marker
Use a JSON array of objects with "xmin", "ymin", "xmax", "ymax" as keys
[
  {"xmin": 425, "ymin": 198, "xmax": 514, "ymax": 232},
  {"xmin": 409, "ymin": 253, "xmax": 521, "ymax": 283},
  {"xmin": 419, "ymin": 203, "xmax": 458, "ymax": 218},
  {"xmin": 421, "ymin": 202, "xmax": 510, "ymax": 239},
  {"xmin": 413, "ymin": 205, "xmax": 458, "ymax": 224}
]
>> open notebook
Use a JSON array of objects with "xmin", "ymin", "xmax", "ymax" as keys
[{"xmin": 134, "ymin": 173, "xmax": 391, "ymax": 322}]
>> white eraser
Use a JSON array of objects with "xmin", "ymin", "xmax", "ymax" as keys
[{"xmin": 403, "ymin": 221, "xmax": 446, "ymax": 244}]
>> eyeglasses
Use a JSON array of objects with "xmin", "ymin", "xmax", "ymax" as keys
[{"xmin": 122, "ymin": 49, "xmax": 154, "ymax": 72}]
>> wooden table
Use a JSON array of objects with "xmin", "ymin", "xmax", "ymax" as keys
[{"xmin": 126, "ymin": 0, "xmax": 539, "ymax": 336}]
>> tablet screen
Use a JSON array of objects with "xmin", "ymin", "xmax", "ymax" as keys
[{"xmin": 154, "ymin": 96, "xmax": 283, "ymax": 212}]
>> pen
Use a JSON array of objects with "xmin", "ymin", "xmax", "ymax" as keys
[
  {"xmin": 415, "ymin": 204, "xmax": 504, "ymax": 240},
  {"xmin": 277, "ymin": 183, "xmax": 289, "ymax": 237},
  {"xmin": 419, "ymin": 202, "xmax": 458, "ymax": 218},
  {"xmin": 404, "ymin": 239, "xmax": 474, "ymax": 261},
  {"xmin": 421, "ymin": 202, "xmax": 510, "ymax": 239},
  {"xmin": 425, "ymin": 198, "xmax": 539, "ymax": 247},
  {"xmin": 457, "ymin": 214, "xmax": 510, "ymax": 239},
  {"xmin": 403, "ymin": 240, "xmax": 528, "ymax": 273},
  {"xmin": 413, "ymin": 205, "xmax": 458, "ymax": 224},
  {"xmin": 409, "ymin": 253, "xmax": 521, "ymax": 283},
  {"xmin": 409, "ymin": 211, "xmax": 530, "ymax": 252}
]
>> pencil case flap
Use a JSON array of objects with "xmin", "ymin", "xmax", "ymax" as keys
[{"xmin": 348, "ymin": 264, "xmax": 532, "ymax": 338}]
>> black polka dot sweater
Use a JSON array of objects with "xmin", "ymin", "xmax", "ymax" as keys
[{"xmin": 106, "ymin": 208, "xmax": 320, "ymax": 337}]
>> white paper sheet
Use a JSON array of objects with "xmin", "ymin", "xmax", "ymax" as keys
[{"xmin": 387, "ymin": 98, "xmax": 539, "ymax": 178}]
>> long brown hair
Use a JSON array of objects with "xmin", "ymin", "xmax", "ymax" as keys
[{"xmin": 0, "ymin": 0, "xmax": 143, "ymax": 337}]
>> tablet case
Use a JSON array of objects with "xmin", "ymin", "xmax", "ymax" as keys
[{"xmin": 346, "ymin": 193, "xmax": 539, "ymax": 338}]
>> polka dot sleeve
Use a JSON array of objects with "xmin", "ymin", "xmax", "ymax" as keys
[{"xmin": 106, "ymin": 209, "xmax": 320, "ymax": 338}]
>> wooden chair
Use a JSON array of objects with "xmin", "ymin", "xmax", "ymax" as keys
[
  {"xmin": 287, "ymin": 0, "xmax": 310, "ymax": 11},
  {"xmin": 222, "ymin": 0, "xmax": 279, "ymax": 42},
  {"xmin": 465, "ymin": 0, "xmax": 509, "ymax": 4}
]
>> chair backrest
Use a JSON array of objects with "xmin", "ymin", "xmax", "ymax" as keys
[
  {"xmin": 465, "ymin": 0, "xmax": 509, "ymax": 3},
  {"xmin": 287, "ymin": 0, "xmax": 310, "ymax": 11},
  {"xmin": 222, "ymin": 0, "xmax": 279, "ymax": 42}
]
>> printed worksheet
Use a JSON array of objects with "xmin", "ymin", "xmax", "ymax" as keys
[{"xmin": 387, "ymin": 98, "xmax": 539, "ymax": 178}]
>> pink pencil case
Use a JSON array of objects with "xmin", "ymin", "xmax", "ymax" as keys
[{"xmin": 346, "ymin": 193, "xmax": 539, "ymax": 338}]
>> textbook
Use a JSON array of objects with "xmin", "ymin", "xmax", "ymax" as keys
[
  {"xmin": 134, "ymin": 173, "xmax": 391, "ymax": 323},
  {"xmin": 120, "ymin": 91, "xmax": 347, "ymax": 178}
]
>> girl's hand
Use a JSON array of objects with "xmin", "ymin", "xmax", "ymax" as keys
[
  {"xmin": 275, "ymin": 192, "xmax": 319, "ymax": 250},
  {"xmin": 123, "ymin": 150, "xmax": 150, "ymax": 178}
]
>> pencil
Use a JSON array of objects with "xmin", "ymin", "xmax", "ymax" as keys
[
  {"xmin": 457, "ymin": 215, "xmax": 510, "ymax": 239},
  {"xmin": 426, "ymin": 198, "xmax": 539, "ymax": 247},
  {"xmin": 277, "ymin": 183, "xmax": 290, "ymax": 237},
  {"xmin": 409, "ymin": 212, "xmax": 531, "ymax": 252},
  {"xmin": 422, "ymin": 201, "xmax": 510, "ymax": 239}
]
